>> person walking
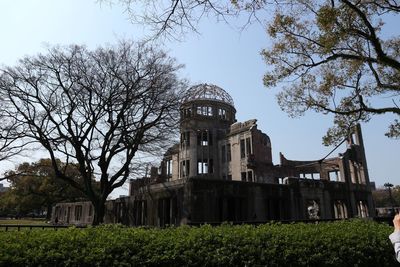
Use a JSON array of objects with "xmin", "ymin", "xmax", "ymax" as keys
[{"xmin": 389, "ymin": 213, "xmax": 400, "ymax": 263}]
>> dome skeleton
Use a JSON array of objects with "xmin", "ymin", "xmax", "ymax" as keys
[{"xmin": 181, "ymin": 83, "xmax": 235, "ymax": 107}]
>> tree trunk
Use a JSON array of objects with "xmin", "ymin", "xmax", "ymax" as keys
[
  {"xmin": 92, "ymin": 200, "xmax": 106, "ymax": 226},
  {"xmin": 46, "ymin": 203, "xmax": 52, "ymax": 220}
]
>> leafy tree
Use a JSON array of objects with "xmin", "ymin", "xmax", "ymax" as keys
[
  {"xmin": 263, "ymin": 0, "xmax": 400, "ymax": 144},
  {"xmin": 0, "ymin": 41, "xmax": 184, "ymax": 224},
  {"xmin": 109, "ymin": 0, "xmax": 400, "ymax": 143},
  {"xmin": 0, "ymin": 159, "xmax": 88, "ymax": 219}
]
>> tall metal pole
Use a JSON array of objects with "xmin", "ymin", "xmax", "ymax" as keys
[{"xmin": 384, "ymin": 183, "xmax": 395, "ymax": 216}]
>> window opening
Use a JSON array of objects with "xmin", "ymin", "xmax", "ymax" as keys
[
  {"xmin": 181, "ymin": 131, "xmax": 190, "ymax": 147},
  {"xmin": 184, "ymin": 108, "xmax": 192, "ymax": 117},
  {"xmin": 241, "ymin": 172, "xmax": 247, "ymax": 181},
  {"xmin": 245, "ymin": 137, "xmax": 252, "ymax": 155},
  {"xmin": 247, "ymin": 171, "xmax": 253, "ymax": 182},
  {"xmin": 197, "ymin": 130, "xmax": 212, "ymax": 146},
  {"xmin": 166, "ymin": 160, "xmax": 173, "ymax": 177},
  {"xmin": 74, "ymin": 205, "xmax": 82, "ymax": 221},
  {"xmin": 329, "ymin": 170, "xmax": 342, "ymax": 182},
  {"xmin": 333, "ymin": 200, "xmax": 348, "ymax": 219},
  {"xmin": 300, "ymin": 173, "xmax": 320, "ymax": 179},
  {"xmin": 357, "ymin": 200, "xmax": 369, "ymax": 218},
  {"xmin": 227, "ymin": 143, "xmax": 231, "ymax": 161},
  {"xmin": 240, "ymin": 139, "xmax": 246, "ymax": 158},
  {"xmin": 198, "ymin": 159, "xmax": 213, "ymax": 174},
  {"xmin": 312, "ymin": 173, "xmax": 320, "ymax": 179},
  {"xmin": 180, "ymin": 160, "xmax": 190, "ymax": 177},
  {"xmin": 197, "ymin": 106, "xmax": 213, "ymax": 116},
  {"xmin": 218, "ymin": 108, "xmax": 227, "ymax": 119}
]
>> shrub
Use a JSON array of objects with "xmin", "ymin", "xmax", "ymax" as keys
[{"xmin": 0, "ymin": 219, "xmax": 397, "ymax": 266}]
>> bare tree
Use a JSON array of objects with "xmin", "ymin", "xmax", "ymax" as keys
[
  {"xmin": 0, "ymin": 40, "xmax": 185, "ymax": 225},
  {"xmin": 106, "ymin": 0, "xmax": 400, "ymax": 143},
  {"xmin": 101, "ymin": 0, "xmax": 266, "ymax": 39},
  {"xmin": 0, "ymin": 106, "xmax": 27, "ymax": 178}
]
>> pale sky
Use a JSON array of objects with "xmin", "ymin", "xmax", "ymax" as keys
[{"xmin": 0, "ymin": 0, "xmax": 399, "ymax": 197}]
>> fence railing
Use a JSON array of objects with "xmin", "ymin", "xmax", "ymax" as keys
[
  {"xmin": 187, "ymin": 217, "xmax": 394, "ymax": 226},
  {"xmin": 0, "ymin": 217, "xmax": 393, "ymax": 231},
  {"xmin": 0, "ymin": 224, "xmax": 87, "ymax": 232}
]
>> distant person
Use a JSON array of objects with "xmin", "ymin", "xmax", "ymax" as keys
[{"xmin": 389, "ymin": 213, "xmax": 400, "ymax": 263}]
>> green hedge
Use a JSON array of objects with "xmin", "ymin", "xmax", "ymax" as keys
[{"xmin": 0, "ymin": 219, "xmax": 397, "ymax": 266}]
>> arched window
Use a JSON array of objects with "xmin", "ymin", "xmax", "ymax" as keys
[
  {"xmin": 306, "ymin": 200, "xmax": 320, "ymax": 219},
  {"xmin": 333, "ymin": 200, "xmax": 348, "ymax": 219},
  {"xmin": 197, "ymin": 130, "xmax": 212, "ymax": 146},
  {"xmin": 180, "ymin": 160, "xmax": 190, "ymax": 178},
  {"xmin": 181, "ymin": 131, "xmax": 190, "ymax": 147},
  {"xmin": 196, "ymin": 106, "xmax": 213, "ymax": 116},
  {"xmin": 197, "ymin": 159, "xmax": 213, "ymax": 174},
  {"xmin": 218, "ymin": 108, "xmax": 227, "ymax": 119},
  {"xmin": 357, "ymin": 200, "xmax": 369, "ymax": 218}
]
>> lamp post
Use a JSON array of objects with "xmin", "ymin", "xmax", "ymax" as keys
[{"xmin": 384, "ymin": 183, "xmax": 395, "ymax": 216}]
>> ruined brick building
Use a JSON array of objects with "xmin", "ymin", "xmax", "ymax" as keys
[{"xmin": 52, "ymin": 84, "xmax": 375, "ymax": 226}]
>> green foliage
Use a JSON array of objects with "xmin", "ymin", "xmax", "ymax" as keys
[
  {"xmin": 0, "ymin": 220, "xmax": 397, "ymax": 266},
  {"xmin": 0, "ymin": 159, "xmax": 88, "ymax": 218},
  {"xmin": 262, "ymin": 0, "xmax": 400, "ymax": 144}
]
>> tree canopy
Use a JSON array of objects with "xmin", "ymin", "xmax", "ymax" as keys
[
  {"xmin": 263, "ymin": 0, "xmax": 400, "ymax": 144},
  {"xmin": 0, "ymin": 159, "xmax": 87, "ymax": 218},
  {"xmin": 0, "ymin": 40, "xmax": 185, "ymax": 224}
]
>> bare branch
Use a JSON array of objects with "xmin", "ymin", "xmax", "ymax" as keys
[{"xmin": 0, "ymin": 40, "xmax": 185, "ymax": 224}]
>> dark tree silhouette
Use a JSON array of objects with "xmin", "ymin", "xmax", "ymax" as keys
[
  {"xmin": 101, "ymin": 0, "xmax": 265, "ymax": 39},
  {"xmin": 0, "ymin": 110, "xmax": 27, "ymax": 173},
  {"xmin": 0, "ymin": 40, "xmax": 185, "ymax": 225},
  {"xmin": 108, "ymin": 0, "xmax": 400, "ymax": 142}
]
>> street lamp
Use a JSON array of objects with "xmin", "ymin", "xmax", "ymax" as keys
[{"xmin": 384, "ymin": 183, "xmax": 395, "ymax": 216}]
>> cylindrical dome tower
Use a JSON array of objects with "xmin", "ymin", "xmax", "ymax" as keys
[{"xmin": 179, "ymin": 84, "xmax": 236, "ymax": 179}]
